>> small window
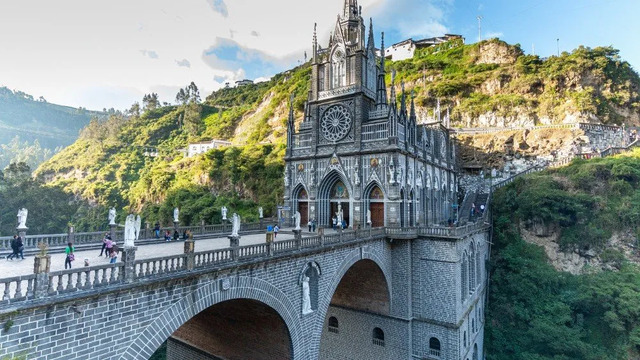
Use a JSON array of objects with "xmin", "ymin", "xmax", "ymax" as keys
[
  {"xmin": 464, "ymin": 331, "xmax": 467, "ymax": 346},
  {"xmin": 328, "ymin": 316, "xmax": 339, "ymax": 334},
  {"xmin": 372, "ymin": 327, "xmax": 385, "ymax": 346},
  {"xmin": 429, "ymin": 337, "xmax": 441, "ymax": 357}
]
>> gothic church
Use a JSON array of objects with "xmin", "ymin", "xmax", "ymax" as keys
[{"xmin": 284, "ymin": 0, "xmax": 458, "ymax": 229}]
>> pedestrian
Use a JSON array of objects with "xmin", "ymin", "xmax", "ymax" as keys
[
  {"xmin": 332, "ymin": 217, "xmax": 337, "ymax": 230},
  {"xmin": 308, "ymin": 220, "xmax": 312, "ymax": 232},
  {"xmin": 480, "ymin": 204, "xmax": 485, "ymax": 214},
  {"xmin": 109, "ymin": 244, "xmax": 119, "ymax": 264},
  {"xmin": 173, "ymin": 230, "xmax": 179, "ymax": 242},
  {"xmin": 274, "ymin": 224, "xmax": 280, "ymax": 239},
  {"xmin": 154, "ymin": 223, "xmax": 160, "ymax": 238},
  {"xmin": 470, "ymin": 203, "xmax": 476, "ymax": 218},
  {"xmin": 165, "ymin": 230, "xmax": 171, "ymax": 241},
  {"xmin": 65, "ymin": 242, "xmax": 75, "ymax": 269},
  {"xmin": 99, "ymin": 233, "xmax": 109, "ymax": 256},
  {"xmin": 14, "ymin": 235, "xmax": 24, "ymax": 260},
  {"xmin": 7, "ymin": 235, "xmax": 18, "ymax": 260},
  {"xmin": 182, "ymin": 229, "xmax": 188, "ymax": 240},
  {"xmin": 312, "ymin": 219, "xmax": 316, "ymax": 232},
  {"xmin": 341, "ymin": 219, "xmax": 346, "ymax": 230},
  {"xmin": 105, "ymin": 236, "xmax": 113, "ymax": 258}
]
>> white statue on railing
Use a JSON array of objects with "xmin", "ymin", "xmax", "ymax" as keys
[
  {"xmin": 222, "ymin": 206, "xmax": 228, "ymax": 221},
  {"xmin": 335, "ymin": 204, "xmax": 343, "ymax": 225},
  {"xmin": 108, "ymin": 207, "xmax": 116, "ymax": 225},
  {"xmin": 231, "ymin": 213, "xmax": 240, "ymax": 236},
  {"xmin": 173, "ymin": 207, "xmax": 180, "ymax": 222},
  {"xmin": 294, "ymin": 211, "xmax": 301, "ymax": 230},
  {"xmin": 259, "ymin": 207, "xmax": 263, "ymax": 219},
  {"xmin": 17, "ymin": 208, "xmax": 28, "ymax": 229},
  {"xmin": 302, "ymin": 275, "xmax": 312, "ymax": 314},
  {"xmin": 124, "ymin": 214, "xmax": 141, "ymax": 247}
]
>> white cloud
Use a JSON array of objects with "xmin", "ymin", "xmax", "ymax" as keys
[{"xmin": 0, "ymin": 0, "xmax": 446, "ymax": 110}]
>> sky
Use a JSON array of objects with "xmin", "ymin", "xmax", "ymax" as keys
[{"xmin": 0, "ymin": 0, "xmax": 638, "ymax": 111}]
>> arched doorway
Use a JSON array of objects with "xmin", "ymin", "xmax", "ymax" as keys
[
  {"xmin": 317, "ymin": 172, "xmax": 350, "ymax": 228},
  {"xmin": 319, "ymin": 259, "xmax": 391, "ymax": 359},
  {"xmin": 367, "ymin": 184, "xmax": 385, "ymax": 227},
  {"xmin": 167, "ymin": 299, "xmax": 293, "ymax": 360},
  {"xmin": 294, "ymin": 186, "xmax": 309, "ymax": 227}
]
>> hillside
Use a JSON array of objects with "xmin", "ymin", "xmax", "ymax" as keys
[
  {"xmin": 487, "ymin": 149, "xmax": 640, "ymax": 360},
  {"xmin": 31, "ymin": 39, "xmax": 640, "ymax": 231},
  {"xmin": 0, "ymin": 87, "xmax": 105, "ymax": 169}
]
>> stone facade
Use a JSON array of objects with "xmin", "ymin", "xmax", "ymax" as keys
[{"xmin": 284, "ymin": 0, "xmax": 458, "ymax": 229}]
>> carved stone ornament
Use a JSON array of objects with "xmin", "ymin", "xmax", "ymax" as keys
[
  {"xmin": 297, "ymin": 163, "xmax": 305, "ymax": 172},
  {"xmin": 370, "ymin": 158, "xmax": 379, "ymax": 167}
]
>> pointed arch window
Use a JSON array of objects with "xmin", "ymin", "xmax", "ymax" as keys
[
  {"xmin": 429, "ymin": 337, "xmax": 441, "ymax": 357},
  {"xmin": 331, "ymin": 48, "xmax": 346, "ymax": 88},
  {"xmin": 328, "ymin": 316, "xmax": 339, "ymax": 334}
]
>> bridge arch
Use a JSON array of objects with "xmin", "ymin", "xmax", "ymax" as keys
[{"xmin": 120, "ymin": 276, "xmax": 304, "ymax": 360}]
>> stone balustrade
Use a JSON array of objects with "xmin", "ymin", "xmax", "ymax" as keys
[{"xmin": 0, "ymin": 223, "xmax": 487, "ymax": 310}]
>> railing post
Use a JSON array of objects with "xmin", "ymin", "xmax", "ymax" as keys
[
  {"xmin": 200, "ymin": 220, "xmax": 205, "ymax": 235},
  {"xmin": 67, "ymin": 226, "xmax": 75, "ymax": 244},
  {"xmin": 184, "ymin": 240, "xmax": 195, "ymax": 271},
  {"xmin": 33, "ymin": 253, "xmax": 50, "ymax": 299},
  {"xmin": 318, "ymin": 227, "xmax": 325, "ymax": 246},
  {"xmin": 228, "ymin": 235, "xmax": 240, "ymax": 260},
  {"xmin": 145, "ymin": 222, "xmax": 150, "ymax": 240},
  {"xmin": 294, "ymin": 230, "xmax": 302, "ymax": 249},
  {"xmin": 109, "ymin": 223, "xmax": 117, "ymax": 243},
  {"xmin": 123, "ymin": 246, "xmax": 138, "ymax": 283}
]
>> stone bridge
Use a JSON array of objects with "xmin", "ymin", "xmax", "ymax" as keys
[{"xmin": 0, "ymin": 223, "xmax": 489, "ymax": 360}]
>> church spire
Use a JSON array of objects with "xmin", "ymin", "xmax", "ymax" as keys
[
  {"xmin": 367, "ymin": 18, "xmax": 375, "ymax": 51},
  {"xmin": 410, "ymin": 89, "xmax": 416, "ymax": 121},
  {"xmin": 400, "ymin": 81, "xmax": 407, "ymax": 119},
  {"xmin": 376, "ymin": 32, "xmax": 388, "ymax": 108},
  {"xmin": 389, "ymin": 69, "xmax": 396, "ymax": 107}
]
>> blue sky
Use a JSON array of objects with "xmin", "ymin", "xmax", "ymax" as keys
[{"xmin": 0, "ymin": 0, "xmax": 637, "ymax": 111}]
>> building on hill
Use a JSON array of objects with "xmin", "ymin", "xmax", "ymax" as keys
[
  {"xmin": 383, "ymin": 34, "xmax": 464, "ymax": 61},
  {"xmin": 186, "ymin": 139, "xmax": 232, "ymax": 157},
  {"xmin": 235, "ymin": 79, "xmax": 254, "ymax": 87}
]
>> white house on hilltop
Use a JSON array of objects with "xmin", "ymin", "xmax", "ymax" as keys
[
  {"xmin": 187, "ymin": 140, "xmax": 232, "ymax": 158},
  {"xmin": 383, "ymin": 34, "xmax": 464, "ymax": 61}
]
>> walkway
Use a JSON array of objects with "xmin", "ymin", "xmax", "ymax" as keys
[{"xmin": 0, "ymin": 231, "xmax": 298, "ymax": 278}]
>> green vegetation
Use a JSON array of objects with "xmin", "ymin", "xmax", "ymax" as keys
[{"xmin": 487, "ymin": 149, "xmax": 640, "ymax": 360}]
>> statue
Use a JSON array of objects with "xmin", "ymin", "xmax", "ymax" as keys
[
  {"xmin": 353, "ymin": 159, "xmax": 360, "ymax": 185},
  {"xmin": 173, "ymin": 207, "xmax": 179, "ymax": 222},
  {"xmin": 335, "ymin": 204, "xmax": 343, "ymax": 225},
  {"xmin": 221, "ymin": 206, "xmax": 228, "ymax": 221},
  {"xmin": 294, "ymin": 211, "xmax": 301, "ymax": 230},
  {"xmin": 134, "ymin": 215, "xmax": 141, "ymax": 241},
  {"xmin": 302, "ymin": 275, "xmax": 312, "ymax": 314},
  {"xmin": 258, "ymin": 207, "xmax": 263, "ymax": 219},
  {"xmin": 231, "ymin": 213, "xmax": 240, "ymax": 236},
  {"xmin": 108, "ymin": 208, "xmax": 116, "ymax": 225},
  {"xmin": 388, "ymin": 157, "xmax": 396, "ymax": 184},
  {"xmin": 408, "ymin": 170, "xmax": 413, "ymax": 185},
  {"xmin": 17, "ymin": 208, "xmax": 28, "ymax": 228},
  {"xmin": 284, "ymin": 166, "xmax": 290, "ymax": 187},
  {"xmin": 366, "ymin": 209, "xmax": 372, "ymax": 225},
  {"xmin": 124, "ymin": 214, "xmax": 137, "ymax": 247},
  {"xmin": 310, "ymin": 163, "xmax": 316, "ymax": 184}
]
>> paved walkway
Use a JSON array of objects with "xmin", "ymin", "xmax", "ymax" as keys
[{"xmin": 1, "ymin": 231, "xmax": 303, "ymax": 278}]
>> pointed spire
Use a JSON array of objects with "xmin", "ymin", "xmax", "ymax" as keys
[
  {"xmin": 312, "ymin": 23, "xmax": 318, "ymax": 63},
  {"xmin": 343, "ymin": 0, "xmax": 358, "ymax": 19},
  {"xmin": 390, "ymin": 69, "xmax": 396, "ymax": 105},
  {"xmin": 376, "ymin": 32, "xmax": 388, "ymax": 109},
  {"xmin": 367, "ymin": 18, "xmax": 375, "ymax": 50},
  {"xmin": 400, "ymin": 81, "xmax": 407, "ymax": 115},
  {"xmin": 380, "ymin": 32, "xmax": 385, "ymax": 72},
  {"xmin": 410, "ymin": 89, "xmax": 416, "ymax": 121}
]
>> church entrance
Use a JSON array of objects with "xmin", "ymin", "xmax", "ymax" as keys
[
  {"xmin": 295, "ymin": 187, "xmax": 309, "ymax": 228},
  {"xmin": 368, "ymin": 185, "xmax": 385, "ymax": 228},
  {"xmin": 318, "ymin": 175, "xmax": 350, "ymax": 228}
]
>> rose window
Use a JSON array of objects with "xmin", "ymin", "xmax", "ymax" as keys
[{"xmin": 321, "ymin": 105, "xmax": 352, "ymax": 142}]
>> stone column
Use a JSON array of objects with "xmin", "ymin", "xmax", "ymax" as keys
[
  {"xmin": 17, "ymin": 226, "xmax": 27, "ymax": 247},
  {"xmin": 318, "ymin": 227, "xmax": 325, "ymax": 246},
  {"xmin": 200, "ymin": 220, "xmax": 205, "ymax": 235},
  {"xmin": 122, "ymin": 246, "xmax": 137, "ymax": 283},
  {"xmin": 228, "ymin": 235, "xmax": 240, "ymax": 260},
  {"xmin": 173, "ymin": 220, "xmax": 180, "ymax": 233},
  {"xmin": 33, "ymin": 254, "xmax": 50, "ymax": 298},
  {"xmin": 184, "ymin": 240, "xmax": 195, "ymax": 271},
  {"xmin": 293, "ymin": 230, "xmax": 302, "ymax": 249}
]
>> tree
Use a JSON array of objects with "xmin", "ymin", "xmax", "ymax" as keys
[
  {"xmin": 187, "ymin": 82, "xmax": 200, "ymax": 104},
  {"xmin": 128, "ymin": 102, "xmax": 140, "ymax": 117},
  {"xmin": 175, "ymin": 88, "xmax": 188, "ymax": 106},
  {"xmin": 142, "ymin": 93, "xmax": 159, "ymax": 112}
]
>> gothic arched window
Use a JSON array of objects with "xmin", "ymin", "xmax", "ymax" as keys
[
  {"xmin": 372, "ymin": 327, "xmax": 385, "ymax": 346},
  {"xmin": 429, "ymin": 337, "xmax": 441, "ymax": 357},
  {"xmin": 331, "ymin": 181, "xmax": 349, "ymax": 199},
  {"xmin": 328, "ymin": 316, "xmax": 339, "ymax": 333},
  {"xmin": 331, "ymin": 48, "xmax": 346, "ymax": 88}
]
